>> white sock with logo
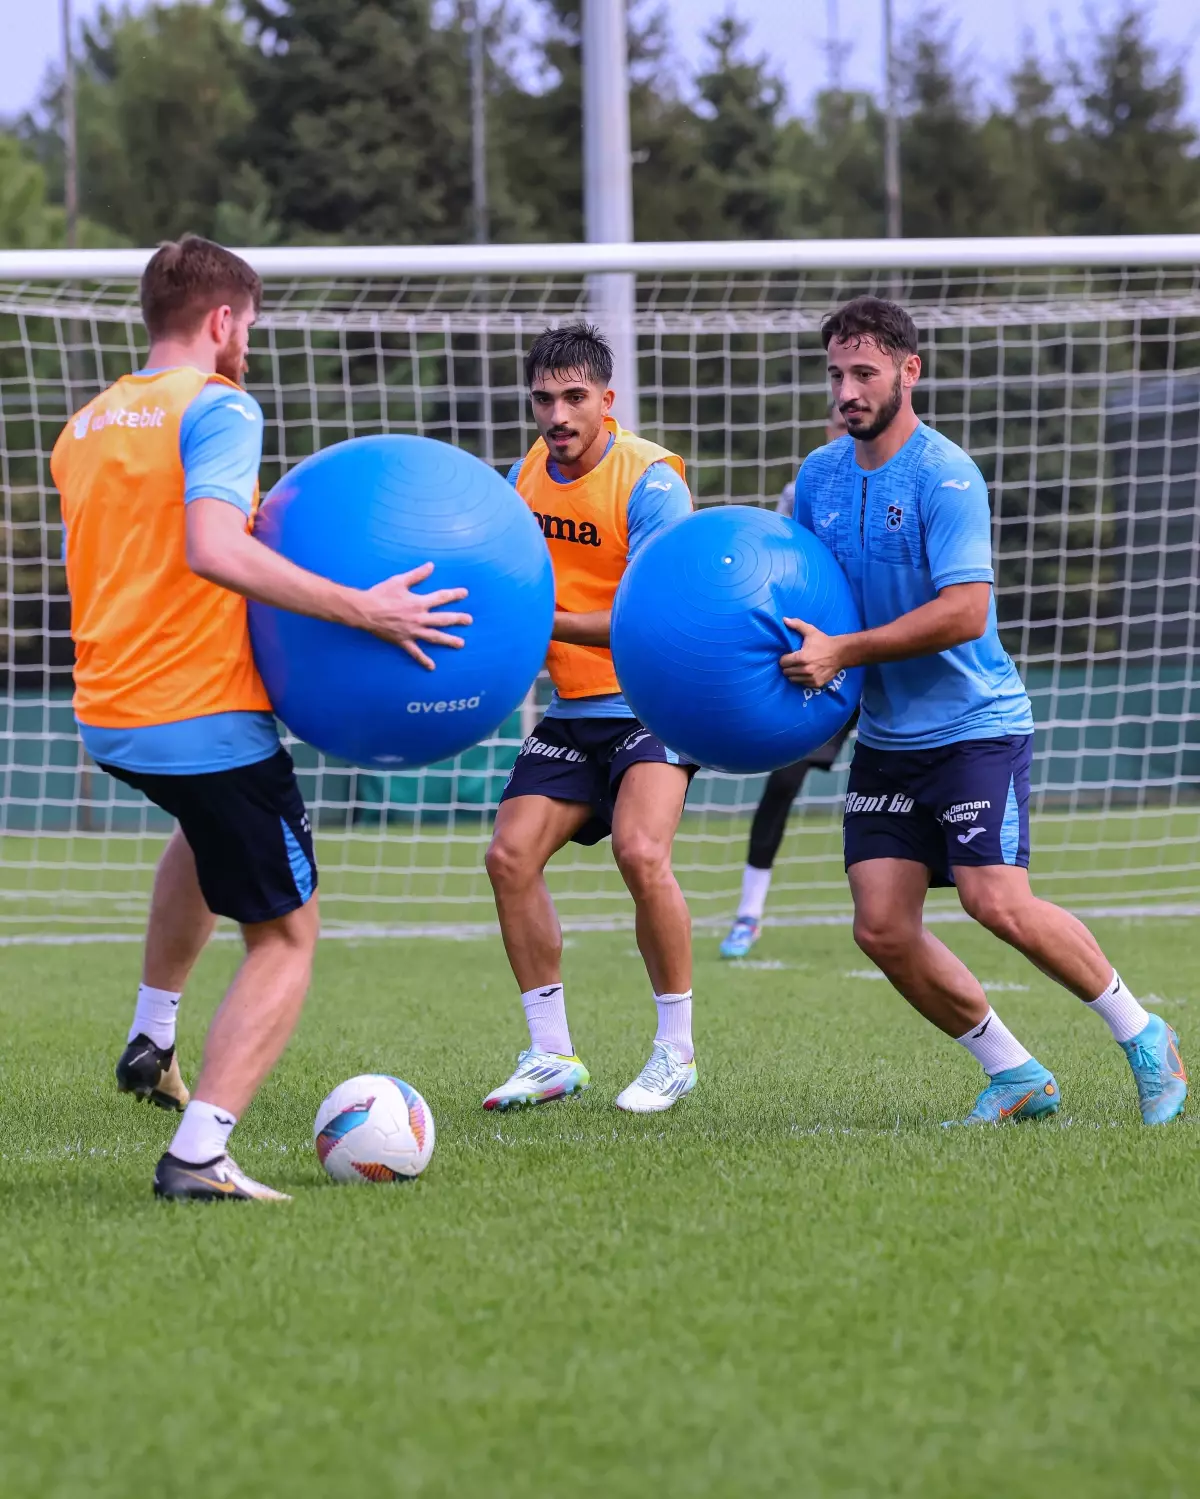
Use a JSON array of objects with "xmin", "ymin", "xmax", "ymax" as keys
[
  {"xmin": 522, "ymin": 984, "xmax": 572, "ymax": 1056},
  {"xmin": 169, "ymin": 1099, "xmax": 238, "ymax": 1165},
  {"xmin": 654, "ymin": 990, "xmax": 694, "ymax": 1062},
  {"xmin": 955, "ymin": 1007, "xmax": 1032, "ymax": 1076},
  {"xmin": 737, "ymin": 865, "xmax": 772, "ymax": 921},
  {"xmin": 128, "ymin": 983, "xmax": 181, "ymax": 1050},
  {"xmin": 1085, "ymin": 970, "xmax": 1150, "ymax": 1044}
]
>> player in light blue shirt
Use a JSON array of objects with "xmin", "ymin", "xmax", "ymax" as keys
[{"xmin": 782, "ymin": 296, "xmax": 1185, "ymax": 1126}]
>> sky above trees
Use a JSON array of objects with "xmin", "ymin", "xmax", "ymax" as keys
[{"xmin": 3, "ymin": 0, "xmax": 1198, "ymax": 125}]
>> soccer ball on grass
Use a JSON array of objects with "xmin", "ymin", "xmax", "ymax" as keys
[{"xmin": 314, "ymin": 1074, "xmax": 435, "ymax": 1183}]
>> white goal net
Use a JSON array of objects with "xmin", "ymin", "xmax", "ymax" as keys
[{"xmin": 1, "ymin": 237, "xmax": 1199, "ymax": 938}]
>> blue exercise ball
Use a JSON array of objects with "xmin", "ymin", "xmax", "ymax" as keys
[
  {"xmin": 610, "ymin": 506, "xmax": 863, "ymax": 774},
  {"xmin": 249, "ymin": 435, "xmax": 554, "ymax": 768}
]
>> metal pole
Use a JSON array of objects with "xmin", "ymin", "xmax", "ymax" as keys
[
  {"xmin": 61, "ymin": 0, "xmax": 78, "ymax": 250},
  {"xmin": 470, "ymin": 0, "xmax": 488, "ymax": 244},
  {"xmin": 581, "ymin": 0, "xmax": 639, "ymax": 430},
  {"xmin": 883, "ymin": 0, "xmax": 902, "ymax": 241},
  {"xmin": 826, "ymin": 0, "xmax": 845, "ymax": 93}
]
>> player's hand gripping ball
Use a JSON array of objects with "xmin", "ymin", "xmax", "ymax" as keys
[
  {"xmin": 250, "ymin": 435, "xmax": 554, "ymax": 768},
  {"xmin": 610, "ymin": 506, "xmax": 863, "ymax": 774}
]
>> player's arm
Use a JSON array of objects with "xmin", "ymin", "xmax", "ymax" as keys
[
  {"xmin": 551, "ymin": 462, "xmax": 692, "ymax": 648},
  {"xmin": 781, "ymin": 460, "xmax": 994, "ymax": 689},
  {"xmin": 182, "ymin": 393, "xmax": 470, "ymax": 670}
]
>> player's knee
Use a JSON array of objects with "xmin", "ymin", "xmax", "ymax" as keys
[
  {"xmin": 246, "ymin": 894, "xmax": 319, "ymax": 953},
  {"xmin": 612, "ymin": 830, "xmax": 672, "ymax": 898},
  {"xmin": 484, "ymin": 836, "xmax": 534, "ymax": 891},
  {"xmin": 853, "ymin": 913, "xmax": 909, "ymax": 967},
  {"xmin": 960, "ymin": 887, "xmax": 1028, "ymax": 944}
]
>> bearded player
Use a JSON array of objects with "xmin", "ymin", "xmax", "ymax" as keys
[
  {"xmin": 53, "ymin": 235, "xmax": 469, "ymax": 1199},
  {"xmin": 782, "ymin": 295, "xmax": 1186, "ymax": 1125},
  {"xmin": 483, "ymin": 323, "xmax": 697, "ymax": 1114}
]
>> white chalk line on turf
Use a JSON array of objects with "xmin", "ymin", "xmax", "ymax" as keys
[{"xmin": 0, "ymin": 901, "xmax": 1197, "ymax": 948}]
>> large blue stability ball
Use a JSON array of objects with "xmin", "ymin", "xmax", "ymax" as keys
[
  {"xmin": 610, "ymin": 506, "xmax": 863, "ymax": 775},
  {"xmin": 249, "ymin": 435, "xmax": 554, "ymax": 768}
]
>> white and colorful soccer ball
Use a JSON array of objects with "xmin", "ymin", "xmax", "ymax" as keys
[{"xmin": 313, "ymin": 1074, "xmax": 435, "ymax": 1183}]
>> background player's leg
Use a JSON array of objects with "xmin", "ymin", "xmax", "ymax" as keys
[
  {"xmin": 953, "ymin": 865, "xmax": 1186, "ymax": 1123},
  {"xmin": 723, "ymin": 761, "xmax": 810, "ymax": 957},
  {"xmin": 850, "ymin": 858, "xmax": 1057, "ymax": 1124},
  {"xmin": 118, "ymin": 828, "xmax": 216, "ymax": 1110},
  {"xmin": 747, "ymin": 761, "xmax": 810, "ymax": 874}
]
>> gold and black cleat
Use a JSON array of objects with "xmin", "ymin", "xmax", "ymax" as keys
[
  {"xmin": 153, "ymin": 1153, "xmax": 291, "ymax": 1202},
  {"xmin": 116, "ymin": 1034, "xmax": 190, "ymax": 1112}
]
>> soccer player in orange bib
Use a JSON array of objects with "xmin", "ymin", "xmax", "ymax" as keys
[
  {"xmin": 483, "ymin": 323, "xmax": 698, "ymax": 1114},
  {"xmin": 52, "ymin": 236, "xmax": 470, "ymax": 1200}
]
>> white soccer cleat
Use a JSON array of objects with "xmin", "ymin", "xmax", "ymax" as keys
[
  {"xmin": 482, "ymin": 1048, "xmax": 590, "ymax": 1111},
  {"xmin": 614, "ymin": 1042, "xmax": 698, "ymax": 1113}
]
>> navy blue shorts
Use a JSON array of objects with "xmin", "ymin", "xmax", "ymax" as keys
[
  {"xmin": 500, "ymin": 716, "xmax": 697, "ymax": 846},
  {"xmin": 100, "ymin": 747, "xmax": 317, "ymax": 925},
  {"xmin": 842, "ymin": 735, "xmax": 1033, "ymax": 887}
]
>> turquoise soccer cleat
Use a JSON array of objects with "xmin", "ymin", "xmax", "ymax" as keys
[
  {"xmin": 719, "ymin": 915, "xmax": 761, "ymax": 959},
  {"xmin": 960, "ymin": 1059, "xmax": 1060, "ymax": 1126},
  {"xmin": 1120, "ymin": 1014, "xmax": 1187, "ymax": 1125}
]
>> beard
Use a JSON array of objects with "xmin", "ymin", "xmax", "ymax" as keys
[
  {"xmin": 845, "ymin": 371, "xmax": 904, "ymax": 442},
  {"xmin": 215, "ymin": 332, "xmax": 247, "ymax": 385}
]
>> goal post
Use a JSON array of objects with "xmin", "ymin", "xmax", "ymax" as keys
[{"xmin": 2, "ymin": 235, "xmax": 1199, "ymax": 937}]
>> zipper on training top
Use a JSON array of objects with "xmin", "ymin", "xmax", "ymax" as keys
[{"xmin": 859, "ymin": 474, "xmax": 868, "ymax": 549}]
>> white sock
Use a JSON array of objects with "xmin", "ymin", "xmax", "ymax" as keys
[
  {"xmin": 955, "ymin": 1006, "xmax": 1032, "ymax": 1076},
  {"xmin": 1085, "ymin": 970, "xmax": 1150, "ymax": 1044},
  {"xmin": 522, "ymin": 984, "xmax": 572, "ymax": 1056},
  {"xmin": 169, "ymin": 1099, "xmax": 238, "ymax": 1165},
  {"xmin": 128, "ymin": 983, "xmax": 181, "ymax": 1050},
  {"xmin": 738, "ymin": 865, "xmax": 772, "ymax": 921},
  {"xmin": 654, "ymin": 990, "xmax": 694, "ymax": 1061}
]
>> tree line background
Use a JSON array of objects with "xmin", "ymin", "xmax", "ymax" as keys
[
  {"xmin": 0, "ymin": 0, "xmax": 1198, "ymax": 797},
  {"xmin": 1, "ymin": 0, "xmax": 1198, "ymax": 250}
]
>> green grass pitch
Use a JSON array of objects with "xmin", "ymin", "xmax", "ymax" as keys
[{"xmin": 1, "ymin": 916, "xmax": 1197, "ymax": 1498}]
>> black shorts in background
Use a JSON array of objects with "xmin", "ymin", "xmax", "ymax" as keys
[{"xmin": 100, "ymin": 747, "xmax": 317, "ymax": 925}]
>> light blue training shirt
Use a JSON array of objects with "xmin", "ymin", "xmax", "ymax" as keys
[
  {"xmin": 77, "ymin": 372, "xmax": 280, "ymax": 775},
  {"xmin": 792, "ymin": 422, "xmax": 1033, "ymax": 750},
  {"xmin": 506, "ymin": 434, "xmax": 692, "ymax": 719}
]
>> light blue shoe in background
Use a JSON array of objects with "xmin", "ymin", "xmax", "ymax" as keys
[{"xmin": 719, "ymin": 915, "xmax": 761, "ymax": 959}]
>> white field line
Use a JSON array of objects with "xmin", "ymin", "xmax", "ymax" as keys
[{"xmin": 0, "ymin": 902, "xmax": 1197, "ymax": 948}]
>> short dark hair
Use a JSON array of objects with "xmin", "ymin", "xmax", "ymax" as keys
[
  {"xmin": 821, "ymin": 296, "xmax": 918, "ymax": 358},
  {"xmin": 525, "ymin": 322, "xmax": 614, "ymax": 388},
  {"xmin": 140, "ymin": 235, "xmax": 262, "ymax": 341}
]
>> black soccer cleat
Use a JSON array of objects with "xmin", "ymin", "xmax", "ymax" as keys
[
  {"xmin": 153, "ymin": 1152, "xmax": 291, "ymax": 1202},
  {"xmin": 116, "ymin": 1034, "xmax": 190, "ymax": 1112}
]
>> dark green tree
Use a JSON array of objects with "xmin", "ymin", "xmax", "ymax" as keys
[
  {"xmin": 693, "ymin": 13, "xmax": 792, "ymax": 239},
  {"xmin": 23, "ymin": 1, "xmax": 271, "ymax": 246},
  {"xmin": 1057, "ymin": 3, "xmax": 1200, "ymax": 234},
  {"xmin": 240, "ymin": 0, "xmax": 519, "ymax": 245},
  {"xmin": 893, "ymin": 6, "xmax": 999, "ymax": 237}
]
